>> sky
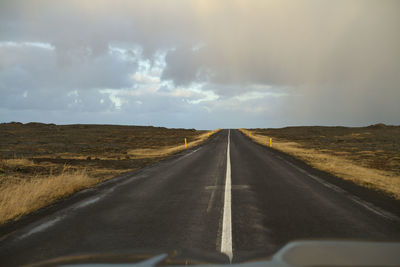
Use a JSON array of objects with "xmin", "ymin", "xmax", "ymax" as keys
[{"xmin": 0, "ymin": 0, "xmax": 399, "ymax": 129}]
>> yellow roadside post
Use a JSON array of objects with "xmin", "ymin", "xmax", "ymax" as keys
[
  {"xmin": 270, "ymin": 138, "xmax": 272, "ymax": 147},
  {"xmin": 185, "ymin": 138, "xmax": 187, "ymax": 148}
]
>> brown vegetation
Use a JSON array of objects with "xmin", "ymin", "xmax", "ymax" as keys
[
  {"xmin": 128, "ymin": 130, "xmax": 218, "ymax": 158},
  {"xmin": 239, "ymin": 125, "xmax": 400, "ymax": 200},
  {"xmin": 0, "ymin": 167, "xmax": 96, "ymax": 223},
  {"xmin": 0, "ymin": 122, "xmax": 219, "ymax": 224}
]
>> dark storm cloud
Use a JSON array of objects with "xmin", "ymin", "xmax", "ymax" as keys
[
  {"xmin": 0, "ymin": 0, "xmax": 399, "ymax": 127},
  {"xmin": 0, "ymin": 43, "xmax": 137, "ymax": 91}
]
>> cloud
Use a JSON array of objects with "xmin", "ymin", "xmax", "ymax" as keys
[{"xmin": 0, "ymin": 0, "xmax": 399, "ymax": 128}]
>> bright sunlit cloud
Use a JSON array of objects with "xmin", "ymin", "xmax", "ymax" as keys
[{"xmin": 0, "ymin": 41, "xmax": 55, "ymax": 50}]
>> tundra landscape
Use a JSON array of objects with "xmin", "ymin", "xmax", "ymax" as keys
[
  {"xmin": 0, "ymin": 122, "xmax": 217, "ymax": 224},
  {"xmin": 1, "ymin": 1, "xmax": 400, "ymax": 265}
]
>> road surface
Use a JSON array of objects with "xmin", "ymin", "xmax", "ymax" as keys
[{"xmin": 1, "ymin": 129, "xmax": 399, "ymax": 265}]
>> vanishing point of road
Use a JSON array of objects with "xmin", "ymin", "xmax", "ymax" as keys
[{"xmin": 1, "ymin": 129, "xmax": 400, "ymax": 265}]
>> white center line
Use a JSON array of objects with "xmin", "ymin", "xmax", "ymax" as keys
[{"xmin": 221, "ymin": 129, "xmax": 233, "ymax": 262}]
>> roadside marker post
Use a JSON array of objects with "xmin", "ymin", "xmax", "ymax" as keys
[
  {"xmin": 270, "ymin": 138, "xmax": 272, "ymax": 147},
  {"xmin": 185, "ymin": 138, "xmax": 187, "ymax": 149}
]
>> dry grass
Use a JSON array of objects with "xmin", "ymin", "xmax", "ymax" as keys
[
  {"xmin": 1, "ymin": 158, "xmax": 35, "ymax": 168},
  {"xmin": 129, "ymin": 129, "xmax": 220, "ymax": 158},
  {"xmin": 239, "ymin": 128, "xmax": 400, "ymax": 200},
  {"xmin": 0, "ymin": 167, "xmax": 98, "ymax": 224},
  {"xmin": 0, "ymin": 123, "xmax": 220, "ymax": 225}
]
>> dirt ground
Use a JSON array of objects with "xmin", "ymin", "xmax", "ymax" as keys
[{"xmin": 0, "ymin": 122, "xmax": 207, "ymax": 182}]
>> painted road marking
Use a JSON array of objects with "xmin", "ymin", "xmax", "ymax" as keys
[
  {"xmin": 205, "ymin": 185, "xmax": 250, "ymax": 190},
  {"xmin": 221, "ymin": 129, "xmax": 233, "ymax": 262},
  {"xmin": 180, "ymin": 147, "xmax": 201, "ymax": 160},
  {"xmin": 13, "ymin": 172, "xmax": 151, "ymax": 242},
  {"xmin": 207, "ymin": 189, "xmax": 216, "ymax": 213},
  {"xmin": 206, "ymin": 185, "xmax": 249, "ymax": 213},
  {"xmin": 73, "ymin": 196, "xmax": 101, "ymax": 209},
  {"xmin": 19, "ymin": 216, "xmax": 64, "ymax": 240},
  {"xmin": 283, "ymin": 159, "xmax": 400, "ymax": 222}
]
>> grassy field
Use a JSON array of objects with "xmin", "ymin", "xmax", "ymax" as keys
[
  {"xmin": 0, "ymin": 122, "xmax": 219, "ymax": 224},
  {"xmin": 240, "ymin": 124, "xmax": 400, "ymax": 200}
]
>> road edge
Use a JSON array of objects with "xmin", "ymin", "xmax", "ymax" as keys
[
  {"xmin": 0, "ymin": 130, "xmax": 223, "ymax": 239},
  {"xmin": 236, "ymin": 129, "xmax": 400, "ymax": 218}
]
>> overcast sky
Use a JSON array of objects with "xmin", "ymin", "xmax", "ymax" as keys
[{"xmin": 1, "ymin": 0, "xmax": 399, "ymax": 129}]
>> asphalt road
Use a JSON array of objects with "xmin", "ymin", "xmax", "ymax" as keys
[{"xmin": 1, "ymin": 129, "xmax": 400, "ymax": 265}]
